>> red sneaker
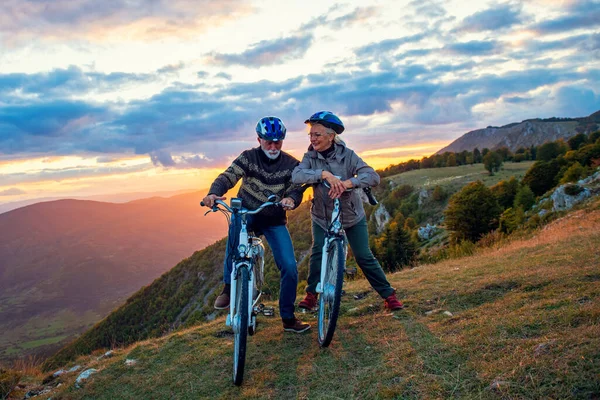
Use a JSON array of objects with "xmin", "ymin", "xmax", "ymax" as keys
[
  {"xmin": 384, "ymin": 292, "xmax": 404, "ymax": 310},
  {"xmin": 298, "ymin": 292, "xmax": 318, "ymax": 311}
]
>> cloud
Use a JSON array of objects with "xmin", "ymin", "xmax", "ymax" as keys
[
  {"xmin": 0, "ymin": 65, "xmax": 154, "ymax": 99},
  {"xmin": 328, "ymin": 6, "xmax": 379, "ymax": 29},
  {"xmin": 354, "ymin": 34, "xmax": 427, "ymax": 58},
  {"xmin": 209, "ymin": 34, "xmax": 314, "ymax": 67},
  {"xmin": 533, "ymin": 0, "xmax": 600, "ymax": 33},
  {"xmin": 0, "ymin": 0, "xmax": 250, "ymax": 45},
  {"xmin": 150, "ymin": 150, "xmax": 176, "ymax": 167},
  {"xmin": 215, "ymin": 72, "xmax": 232, "ymax": 80},
  {"xmin": 444, "ymin": 40, "xmax": 501, "ymax": 55},
  {"xmin": 554, "ymin": 86, "xmax": 600, "ymax": 116},
  {"xmin": 457, "ymin": 4, "xmax": 523, "ymax": 32},
  {"xmin": 0, "ymin": 188, "xmax": 26, "ymax": 196}
]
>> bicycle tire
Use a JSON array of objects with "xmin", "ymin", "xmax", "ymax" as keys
[
  {"xmin": 233, "ymin": 267, "xmax": 249, "ymax": 386},
  {"xmin": 317, "ymin": 238, "xmax": 345, "ymax": 347}
]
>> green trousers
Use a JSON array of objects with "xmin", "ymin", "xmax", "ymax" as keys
[{"xmin": 306, "ymin": 217, "xmax": 395, "ymax": 298}]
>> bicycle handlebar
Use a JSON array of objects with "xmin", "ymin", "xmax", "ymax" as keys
[
  {"xmin": 321, "ymin": 179, "xmax": 378, "ymax": 205},
  {"xmin": 200, "ymin": 199, "xmax": 280, "ymax": 215}
]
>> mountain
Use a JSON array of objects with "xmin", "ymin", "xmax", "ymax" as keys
[
  {"xmin": 0, "ymin": 189, "xmax": 195, "ymax": 215},
  {"xmin": 436, "ymin": 110, "xmax": 600, "ymax": 154},
  {"xmin": 0, "ymin": 192, "xmax": 228, "ymax": 362}
]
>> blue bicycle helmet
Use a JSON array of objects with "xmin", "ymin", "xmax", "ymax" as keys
[
  {"xmin": 256, "ymin": 116, "xmax": 287, "ymax": 141},
  {"xmin": 304, "ymin": 111, "xmax": 345, "ymax": 134}
]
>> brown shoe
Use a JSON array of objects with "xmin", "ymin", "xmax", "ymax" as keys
[
  {"xmin": 298, "ymin": 292, "xmax": 318, "ymax": 311},
  {"xmin": 384, "ymin": 292, "xmax": 404, "ymax": 310},
  {"xmin": 282, "ymin": 317, "xmax": 311, "ymax": 333},
  {"xmin": 214, "ymin": 285, "xmax": 230, "ymax": 309}
]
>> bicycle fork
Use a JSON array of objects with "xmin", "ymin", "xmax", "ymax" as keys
[{"xmin": 227, "ymin": 263, "xmax": 257, "ymax": 333}]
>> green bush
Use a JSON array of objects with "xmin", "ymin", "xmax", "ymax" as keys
[
  {"xmin": 444, "ymin": 181, "xmax": 501, "ymax": 242},
  {"xmin": 514, "ymin": 185, "xmax": 536, "ymax": 211},
  {"xmin": 560, "ymin": 162, "xmax": 586, "ymax": 184},
  {"xmin": 564, "ymin": 184, "xmax": 584, "ymax": 196}
]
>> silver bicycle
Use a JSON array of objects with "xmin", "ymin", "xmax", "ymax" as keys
[
  {"xmin": 316, "ymin": 183, "xmax": 378, "ymax": 347},
  {"xmin": 201, "ymin": 196, "xmax": 277, "ymax": 385}
]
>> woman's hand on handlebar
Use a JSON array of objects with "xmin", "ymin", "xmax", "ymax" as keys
[
  {"xmin": 202, "ymin": 194, "xmax": 226, "ymax": 208},
  {"xmin": 322, "ymin": 171, "xmax": 353, "ymax": 199}
]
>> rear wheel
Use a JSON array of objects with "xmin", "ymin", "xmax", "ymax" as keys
[
  {"xmin": 317, "ymin": 238, "xmax": 345, "ymax": 347},
  {"xmin": 233, "ymin": 267, "xmax": 249, "ymax": 385}
]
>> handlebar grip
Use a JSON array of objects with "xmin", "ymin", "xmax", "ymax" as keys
[
  {"xmin": 200, "ymin": 201, "xmax": 206, "ymax": 207},
  {"xmin": 363, "ymin": 187, "xmax": 378, "ymax": 206}
]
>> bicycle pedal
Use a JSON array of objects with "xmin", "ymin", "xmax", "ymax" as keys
[{"xmin": 262, "ymin": 306, "xmax": 275, "ymax": 317}]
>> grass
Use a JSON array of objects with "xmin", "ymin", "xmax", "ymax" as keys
[
  {"xmin": 5, "ymin": 198, "xmax": 600, "ymax": 399},
  {"xmin": 388, "ymin": 161, "xmax": 534, "ymax": 191}
]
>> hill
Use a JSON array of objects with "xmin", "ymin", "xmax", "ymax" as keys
[
  {"xmin": 437, "ymin": 110, "xmax": 600, "ymax": 154},
  {"xmin": 11, "ymin": 198, "xmax": 600, "ymax": 399},
  {"xmin": 42, "ymin": 162, "xmax": 535, "ymax": 370},
  {"xmin": 0, "ymin": 192, "xmax": 228, "ymax": 362}
]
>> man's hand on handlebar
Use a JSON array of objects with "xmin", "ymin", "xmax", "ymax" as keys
[
  {"xmin": 322, "ymin": 171, "xmax": 353, "ymax": 199},
  {"xmin": 202, "ymin": 193, "xmax": 226, "ymax": 208},
  {"xmin": 280, "ymin": 197, "xmax": 295, "ymax": 210}
]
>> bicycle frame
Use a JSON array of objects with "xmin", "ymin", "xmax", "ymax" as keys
[{"xmin": 316, "ymin": 196, "xmax": 345, "ymax": 295}]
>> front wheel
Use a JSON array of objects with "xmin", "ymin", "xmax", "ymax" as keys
[
  {"xmin": 233, "ymin": 267, "xmax": 249, "ymax": 386},
  {"xmin": 317, "ymin": 238, "xmax": 345, "ymax": 347}
]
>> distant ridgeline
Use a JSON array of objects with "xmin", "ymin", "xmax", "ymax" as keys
[
  {"xmin": 435, "ymin": 110, "xmax": 600, "ymax": 155},
  {"xmin": 378, "ymin": 110, "xmax": 600, "ymax": 178}
]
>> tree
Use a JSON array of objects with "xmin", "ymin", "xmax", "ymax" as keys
[
  {"xmin": 560, "ymin": 162, "xmax": 586, "ymax": 184},
  {"xmin": 568, "ymin": 133, "xmax": 588, "ymax": 150},
  {"xmin": 444, "ymin": 181, "xmax": 501, "ymax": 242},
  {"xmin": 491, "ymin": 177, "xmax": 519, "ymax": 209},
  {"xmin": 473, "ymin": 148, "xmax": 482, "ymax": 163},
  {"xmin": 513, "ymin": 185, "xmax": 536, "ymax": 211},
  {"xmin": 522, "ymin": 160, "xmax": 562, "ymax": 196},
  {"xmin": 432, "ymin": 185, "xmax": 446, "ymax": 202},
  {"xmin": 483, "ymin": 151, "xmax": 503, "ymax": 175},
  {"xmin": 537, "ymin": 141, "xmax": 567, "ymax": 161},
  {"xmin": 373, "ymin": 221, "xmax": 417, "ymax": 271},
  {"xmin": 447, "ymin": 153, "xmax": 457, "ymax": 167}
]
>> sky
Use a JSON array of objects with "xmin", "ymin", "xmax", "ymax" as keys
[{"xmin": 1, "ymin": 0, "xmax": 599, "ymax": 210}]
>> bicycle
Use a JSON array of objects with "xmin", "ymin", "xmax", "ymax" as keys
[
  {"xmin": 315, "ymin": 183, "xmax": 378, "ymax": 347},
  {"xmin": 201, "ymin": 196, "xmax": 278, "ymax": 385}
]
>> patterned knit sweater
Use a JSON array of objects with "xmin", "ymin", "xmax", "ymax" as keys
[{"xmin": 208, "ymin": 147, "xmax": 305, "ymax": 227}]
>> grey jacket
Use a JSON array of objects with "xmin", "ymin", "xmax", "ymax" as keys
[{"xmin": 291, "ymin": 142, "xmax": 380, "ymax": 230}]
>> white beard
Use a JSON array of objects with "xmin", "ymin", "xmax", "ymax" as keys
[{"xmin": 262, "ymin": 148, "xmax": 281, "ymax": 160}]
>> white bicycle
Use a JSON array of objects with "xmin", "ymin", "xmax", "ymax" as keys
[{"xmin": 201, "ymin": 196, "xmax": 278, "ymax": 385}]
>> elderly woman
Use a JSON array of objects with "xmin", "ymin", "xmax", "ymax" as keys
[{"xmin": 291, "ymin": 111, "xmax": 403, "ymax": 311}]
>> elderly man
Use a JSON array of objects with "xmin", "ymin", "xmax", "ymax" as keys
[{"xmin": 202, "ymin": 116, "xmax": 310, "ymax": 333}]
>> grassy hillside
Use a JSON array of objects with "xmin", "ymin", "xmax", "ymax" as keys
[
  {"xmin": 386, "ymin": 161, "xmax": 533, "ymax": 192},
  {"xmin": 10, "ymin": 198, "xmax": 599, "ymax": 399}
]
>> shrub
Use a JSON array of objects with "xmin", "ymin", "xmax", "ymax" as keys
[
  {"xmin": 483, "ymin": 151, "xmax": 503, "ymax": 175},
  {"xmin": 491, "ymin": 177, "xmax": 519, "ymax": 209},
  {"xmin": 444, "ymin": 181, "xmax": 501, "ymax": 242},
  {"xmin": 522, "ymin": 160, "xmax": 562, "ymax": 196},
  {"xmin": 564, "ymin": 184, "xmax": 584, "ymax": 196},
  {"xmin": 499, "ymin": 207, "xmax": 525, "ymax": 233},
  {"xmin": 514, "ymin": 185, "xmax": 536, "ymax": 211},
  {"xmin": 560, "ymin": 162, "xmax": 586, "ymax": 184}
]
